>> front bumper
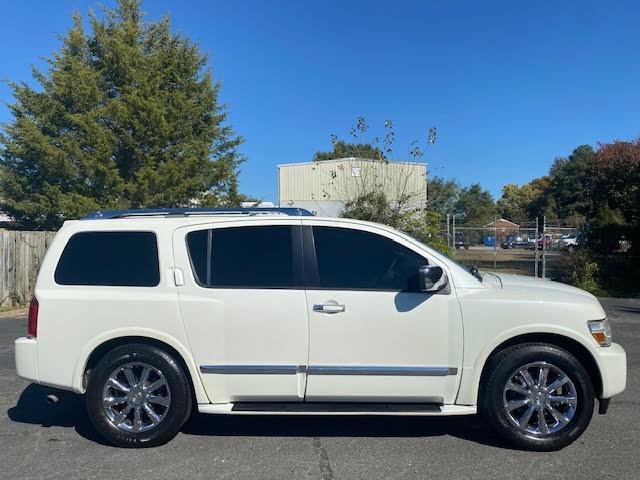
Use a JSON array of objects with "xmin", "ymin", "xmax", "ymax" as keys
[
  {"xmin": 596, "ymin": 342, "xmax": 626, "ymax": 399},
  {"xmin": 15, "ymin": 337, "xmax": 38, "ymax": 383}
]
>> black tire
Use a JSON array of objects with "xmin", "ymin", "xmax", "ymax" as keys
[
  {"xmin": 480, "ymin": 343, "xmax": 594, "ymax": 451},
  {"xmin": 86, "ymin": 343, "xmax": 192, "ymax": 448}
]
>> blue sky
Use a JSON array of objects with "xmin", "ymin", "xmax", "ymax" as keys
[{"xmin": 1, "ymin": 0, "xmax": 639, "ymax": 202}]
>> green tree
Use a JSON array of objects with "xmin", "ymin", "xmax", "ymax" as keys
[
  {"xmin": 496, "ymin": 178, "xmax": 559, "ymax": 223},
  {"xmin": 313, "ymin": 140, "xmax": 385, "ymax": 162},
  {"xmin": 341, "ymin": 191, "xmax": 402, "ymax": 227},
  {"xmin": 496, "ymin": 183, "xmax": 528, "ymax": 222},
  {"xmin": 522, "ymin": 176, "xmax": 557, "ymax": 221},
  {"xmin": 548, "ymin": 145, "xmax": 596, "ymax": 221},
  {"xmin": 0, "ymin": 0, "xmax": 243, "ymax": 229},
  {"xmin": 341, "ymin": 191, "xmax": 450, "ymax": 254},
  {"xmin": 593, "ymin": 139, "xmax": 640, "ymax": 225},
  {"xmin": 426, "ymin": 176, "xmax": 460, "ymax": 215},
  {"xmin": 454, "ymin": 183, "xmax": 496, "ymax": 224}
]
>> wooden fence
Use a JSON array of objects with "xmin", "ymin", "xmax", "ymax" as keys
[{"xmin": 0, "ymin": 230, "xmax": 56, "ymax": 307}]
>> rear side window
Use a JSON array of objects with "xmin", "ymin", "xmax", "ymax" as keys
[
  {"xmin": 55, "ymin": 232, "xmax": 160, "ymax": 286},
  {"xmin": 186, "ymin": 229, "xmax": 209, "ymax": 285},
  {"xmin": 311, "ymin": 226, "xmax": 427, "ymax": 291},
  {"xmin": 186, "ymin": 226, "xmax": 296, "ymax": 288}
]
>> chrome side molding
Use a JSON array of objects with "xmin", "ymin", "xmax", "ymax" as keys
[
  {"xmin": 306, "ymin": 366, "xmax": 458, "ymax": 376},
  {"xmin": 200, "ymin": 365, "xmax": 458, "ymax": 376},
  {"xmin": 199, "ymin": 365, "xmax": 299, "ymax": 375}
]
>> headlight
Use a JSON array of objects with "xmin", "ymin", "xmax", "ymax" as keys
[{"xmin": 588, "ymin": 319, "xmax": 612, "ymax": 347}]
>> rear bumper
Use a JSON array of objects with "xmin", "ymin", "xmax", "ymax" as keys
[
  {"xmin": 596, "ymin": 342, "xmax": 626, "ymax": 399},
  {"xmin": 15, "ymin": 337, "xmax": 38, "ymax": 383}
]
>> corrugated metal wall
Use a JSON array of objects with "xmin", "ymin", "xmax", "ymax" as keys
[
  {"xmin": 279, "ymin": 159, "xmax": 427, "ymax": 207},
  {"xmin": 0, "ymin": 230, "xmax": 56, "ymax": 306}
]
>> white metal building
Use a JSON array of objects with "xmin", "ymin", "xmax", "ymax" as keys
[{"xmin": 278, "ymin": 157, "xmax": 427, "ymax": 217}]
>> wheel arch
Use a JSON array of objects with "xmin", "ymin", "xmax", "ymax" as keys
[
  {"xmin": 75, "ymin": 331, "xmax": 209, "ymax": 404},
  {"xmin": 477, "ymin": 333, "xmax": 603, "ymax": 402}
]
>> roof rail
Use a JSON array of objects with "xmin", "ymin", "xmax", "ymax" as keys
[{"xmin": 81, "ymin": 207, "xmax": 314, "ymax": 220}]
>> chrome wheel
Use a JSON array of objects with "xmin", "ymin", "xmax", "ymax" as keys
[
  {"xmin": 502, "ymin": 361, "xmax": 577, "ymax": 436},
  {"xmin": 102, "ymin": 362, "xmax": 171, "ymax": 433}
]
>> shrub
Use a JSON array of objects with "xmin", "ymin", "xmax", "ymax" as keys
[
  {"xmin": 341, "ymin": 192, "xmax": 452, "ymax": 256},
  {"xmin": 566, "ymin": 250, "xmax": 604, "ymax": 295}
]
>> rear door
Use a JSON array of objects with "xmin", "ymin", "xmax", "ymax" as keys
[{"xmin": 173, "ymin": 218, "xmax": 309, "ymax": 403}]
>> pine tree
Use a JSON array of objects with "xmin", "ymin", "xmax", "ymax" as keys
[{"xmin": 0, "ymin": 0, "xmax": 243, "ymax": 229}]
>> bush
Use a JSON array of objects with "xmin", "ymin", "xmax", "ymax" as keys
[
  {"xmin": 565, "ymin": 250, "xmax": 604, "ymax": 295},
  {"xmin": 341, "ymin": 192, "xmax": 452, "ymax": 256}
]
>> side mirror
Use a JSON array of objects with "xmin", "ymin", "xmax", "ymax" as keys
[{"xmin": 418, "ymin": 265, "xmax": 448, "ymax": 292}]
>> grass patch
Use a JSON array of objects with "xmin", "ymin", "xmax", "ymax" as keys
[{"xmin": 0, "ymin": 306, "xmax": 25, "ymax": 314}]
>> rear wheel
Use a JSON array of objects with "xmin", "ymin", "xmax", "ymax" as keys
[
  {"xmin": 86, "ymin": 343, "xmax": 192, "ymax": 447},
  {"xmin": 480, "ymin": 343, "xmax": 594, "ymax": 451}
]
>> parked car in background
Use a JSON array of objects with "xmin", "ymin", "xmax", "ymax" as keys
[
  {"xmin": 533, "ymin": 235, "xmax": 554, "ymax": 250},
  {"xmin": 561, "ymin": 232, "xmax": 586, "ymax": 251},
  {"xmin": 15, "ymin": 208, "xmax": 626, "ymax": 451},
  {"xmin": 501, "ymin": 235, "xmax": 529, "ymax": 249},
  {"xmin": 454, "ymin": 232, "xmax": 470, "ymax": 249}
]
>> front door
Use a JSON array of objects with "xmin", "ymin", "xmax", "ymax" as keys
[
  {"xmin": 302, "ymin": 221, "xmax": 463, "ymax": 404},
  {"xmin": 173, "ymin": 219, "xmax": 309, "ymax": 404}
]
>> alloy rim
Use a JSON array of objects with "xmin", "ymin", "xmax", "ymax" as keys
[
  {"xmin": 502, "ymin": 361, "xmax": 577, "ymax": 436},
  {"xmin": 102, "ymin": 362, "xmax": 171, "ymax": 433}
]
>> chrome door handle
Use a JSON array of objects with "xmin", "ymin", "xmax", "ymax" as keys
[{"xmin": 313, "ymin": 303, "xmax": 345, "ymax": 314}]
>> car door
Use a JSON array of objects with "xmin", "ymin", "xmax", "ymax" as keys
[
  {"xmin": 172, "ymin": 218, "xmax": 309, "ymax": 404},
  {"xmin": 302, "ymin": 220, "xmax": 463, "ymax": 404}
]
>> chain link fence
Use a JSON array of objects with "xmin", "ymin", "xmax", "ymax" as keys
[
  {"xmin": 444, "ymin": 216, "xmax": 583, "ymax": 280},
  {"xmin": 540, "ymin": 220, "xmax": 583, "ymax": 281}
]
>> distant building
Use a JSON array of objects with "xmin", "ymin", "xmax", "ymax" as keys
[
  {"xmin": 484, "ymin": 218, "xmax": 520, "ymax": 234},
  {"xmin": 240, "ymin": 201, "xmax": 275, "ymax": 208},
  {"xmin": 278, "ymin": 157, "xmax": 427, "ymax": 217}
]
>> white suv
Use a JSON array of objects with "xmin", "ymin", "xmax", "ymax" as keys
[{"xmin": 14, "ymin": 208, "xmax": 626, "ymax": 450}]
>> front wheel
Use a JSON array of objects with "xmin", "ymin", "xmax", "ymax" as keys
[
  {"xmin": 480, "ymin": 343, "xmax": 594, "ymax": 451},
  {"xmin": 86, "ymin": 343, "xmax": 192, "ymax": 447}
]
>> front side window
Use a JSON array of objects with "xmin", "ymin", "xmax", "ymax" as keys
[
  {"xmin": 186, "ymin": 225, "xmax": 297, "ymax": 288},
  {"xmin": 311, "ymin": 226, "xmax": 426, "ymax": 291},
  {"xmin": 55, "ymin": 231, "xmax": 160, "ymax": 286}
]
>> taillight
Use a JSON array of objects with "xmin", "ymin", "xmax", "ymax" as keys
[{"xmin": 28, "ymin": 297, "xmax": 39, "ymax": 338}]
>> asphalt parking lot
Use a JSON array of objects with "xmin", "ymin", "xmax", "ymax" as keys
[{"xmin": 1, "ymin": 297, "xmax": 639, "ymax": 480}]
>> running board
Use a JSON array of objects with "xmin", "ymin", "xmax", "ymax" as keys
[
  {"xmin": 198, "ymin": 403, "xmax": 477, "ymax": 416},
  {"xmin": 232, "ymin": 402, "xmax": 441, "ymax": 413}
]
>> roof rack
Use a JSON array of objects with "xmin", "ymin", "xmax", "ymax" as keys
[{"xmin": 81, "ymin": 207, "xmax": 314, "ymax": 220}]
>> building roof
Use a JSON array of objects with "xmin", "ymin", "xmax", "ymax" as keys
[
  {"xmin": 484, "ymin": 218, "xmax": 520, "ymax": 228},
  {"xmin": 277, "ymin": 157, "xmax": 428, "ymax": 168}
]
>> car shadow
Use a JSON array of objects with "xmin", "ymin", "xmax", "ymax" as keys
[
  {"xmin": 181, "ymin": 412, "xmax": 508, "ymax": 448},
  {"xmin": 8, "ymin": 384, "xmax": 509, "ymax": 449},
  {"xmin": 7, "ymin": 383, "xmax": 110, "ymax": 445}
]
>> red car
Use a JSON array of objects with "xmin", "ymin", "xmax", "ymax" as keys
[{"xmin": 537, "ymin": 236, "xmax": 553, "ymax": 249}]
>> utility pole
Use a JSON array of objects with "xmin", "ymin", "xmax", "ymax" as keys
[
  {"xmin": 493, "ymin": 216, "xmax": 497, "ymax": 271},
  {"xmin": 452, "ymin": 215, "xmax": 456, "ymax": 256},
  {"xmin": 534, "ymin": 217, "xmax": 539, "ymax": 278},
  {"xmin": 542, "ymin": 216, "xmax": 547, "ymax": 279},
  {"xmin": 446, "ymin": 213, "xmax": 450, "ymax": 249}
]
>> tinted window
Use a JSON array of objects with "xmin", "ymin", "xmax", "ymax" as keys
[
  {"xmin": 186, "ymin": 230, "xmax": 209, "ymax": 284},
  {"xmin": 186, "ymin": 226, "xmax": 296, "ymax": 288},
  {"xmin": 312, "ymin": 227, "xmax": 426, "ymax": 290},
  {"xmin": 55, "ymin": 232, "xmax": 160, "ymax": 286}
]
